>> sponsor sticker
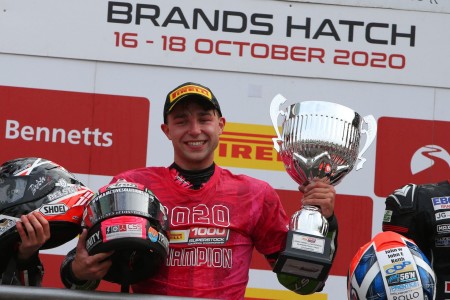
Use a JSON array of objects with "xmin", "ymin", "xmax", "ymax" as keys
[
  {"xmin": 384, "ymin": 210, "xmax": 393, "ymax": 222},
  {"xmin": 435, "ymin": 211, "xmax": 450, "ymax": 221},
  {"xmin": 432, "ymin": 196, "xmax": 450, "ymax": 210},
  {"xmin": 86, "ymin": 229, "xmax": 102, "ymax": 251},
  {"xmin": 39, "ymin": 203, "xmax": 68, "ymax": 216},
  {"xmin": 101, "ymin": 216, "xmax": 146, "ymax": 241},
  {"xmin": 291, "ymin": 233, "xmax": 325, "ymax": 254},
  {"xmin": 435, "ymin": 237, "xmax": 450, "ymax": 247},
  {"xmin": 437, "ymin": 224, "xmax": 450, "ymax": 234},
  {"xmin": 377, "ymin": 247, "xmax": 423, "ymax": 297},
  {"xmin": 0, "ymin": 215, "xmax": 19, "ymax": 234}
]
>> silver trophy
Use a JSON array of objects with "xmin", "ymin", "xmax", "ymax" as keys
[{"xmin": 270, "ymin": 94, "xmax": 377, "ymax": 280}]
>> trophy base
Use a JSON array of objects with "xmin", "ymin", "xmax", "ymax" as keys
[{"xmin": 273, "ymin": 231, "xmax": 332, "ymax": 281}]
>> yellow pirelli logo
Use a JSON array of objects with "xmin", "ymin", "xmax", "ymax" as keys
[
  {"xmin": 215, "ymin": 122, "xmax": 284, "ymax": 171},
  {"xmin": 169, "ymin": 85, "xmax": 212, "ymax": 102},
  {"xmin": 169, "ymin": 230, "xmax": 186, "ymax": 242}
]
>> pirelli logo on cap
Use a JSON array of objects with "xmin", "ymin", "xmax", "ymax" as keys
[
  {"xmin": 169, "ymin": 85, "xmax": 212, "ymax": 103},
  {"xmin": 216, "ymin": 122, "xmax": 283, "ymax": 171}
]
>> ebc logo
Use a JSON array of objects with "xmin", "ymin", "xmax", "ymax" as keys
[
  {"xmin": 375, "ymin": 117, "xmax": 450, "ymax": 197},
  {"xmin": 0, "ymin": 86, "xmax": 149, "ymax": 176},
  {"xmin": 215, "ymin": 122, "xmax": 282, "ymax": 170},
  {"xmin": 432, "ymin": 196, "xmax": 450, "ymax": 210}
]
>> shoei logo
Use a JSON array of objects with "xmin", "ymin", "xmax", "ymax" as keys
[
  {"xmin": 375, "ymin": 117, "xmax": 450, "ymax": 197},
  {"xmin": 0, "ymin": 85, "xmax": 149, "ymax": 176},
  {"xmin": 215, "ymin": 122, "xmax": 283, "ymax": 170},
  {"xmin": 40, "ymin": 203, "xmax": 68, "ymax": 215}
]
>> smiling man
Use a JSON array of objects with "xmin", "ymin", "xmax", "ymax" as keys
[{"xmin": 60, "ymin": 82, "xmax": 339, "ymax": 299}]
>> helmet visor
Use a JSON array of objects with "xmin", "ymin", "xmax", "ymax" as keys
[
  {"xmin": 0, "ymin": 178, "xmax": 27, "ymax": 212},
  {"xmin": 83, "ymin": 188, "xmax": 167, "ymax": 231}
]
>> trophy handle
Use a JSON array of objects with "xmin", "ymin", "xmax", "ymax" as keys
[
  {"xmin": 355, "ymin": 115, "xmax": 377, "ymax": 170},
  {"xmin": 270, "ymin": 94, "xmax": 287, "ymax": 152}
]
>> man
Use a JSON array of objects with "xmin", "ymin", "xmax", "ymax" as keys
[
  {"xmin": 60, "ymin": 82, "xmax": 338, "ymax": 298},
  {"xmin": 382, "ymin": 180, "xmax": 450, "ymax": 299},
  {"xmin": 0, "ymin": 211, "xmax": 50, "ymax": 286}
]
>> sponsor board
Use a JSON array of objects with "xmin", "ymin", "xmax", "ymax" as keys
[
  {"xmin": 0, "ymin": 85, "xmax": 149, "ymax": 176},
  {"xmin": 216, "ymin": 122, "xmax": 282, "ymax": 170},
  {"xmin": 375, "ymin": 117, "xmax": 450, "ymax": 197}
]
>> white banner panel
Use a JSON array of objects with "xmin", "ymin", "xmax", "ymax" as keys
[{"xmin": 1, "ymin": 0, "xmax": 450, "ymax": 88}]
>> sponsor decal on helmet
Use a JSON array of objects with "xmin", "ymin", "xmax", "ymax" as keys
[
  {"xmin": 0, "ymin": 215, "xmax": 19, "ymax": 234},
  {"xmin": 102, "ymin": 216, "xmax": 146, "ymax": 241},
  {"xmin": 47, "ymin": 185, "xmax": 78, "ymax": 201},
  {"xmin": 107, "ymin": 181, "xmax": 138, "ymax": 189},
  {"xmin": 86, "ymin": 229, "xmax": 101, "ymax": 251},
  {"xmin": 56, "ymin": 178, "xmax": 68, "ymax": 187},
  {"xmin": 158, "ymin": 232, "xmax": 169, "ymax": 251},
  {"xmin": 148, "ymin": 227, "xmax": 158, "ymax": 242},
  {"xmin": 28, "ymin": 176, "xmax": 48, "ymax": 195},
  {"xmin": 39, "ymin": 203, "xmax": 69, "ymax": 215}
]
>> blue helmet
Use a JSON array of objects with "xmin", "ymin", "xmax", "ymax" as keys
[{"xmin": 347, "ymin": 231, "xmax": 435, "ymax": 300}]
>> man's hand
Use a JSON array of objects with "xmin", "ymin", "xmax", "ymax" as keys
[
  {"xmin": 299, "ymin": 178, "xmax": 336, "ymax": 219},
  {"xmin": 16, "ymin": 211, "xmax": 50, "ymax": 261},
  {"xmin": 71, "ymin": 228, "xmax": 113, "ymax": 281}
]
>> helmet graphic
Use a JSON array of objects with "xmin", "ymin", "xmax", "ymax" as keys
[
  {"xmin": 0, "ymin": 157, "xmax": 93, "ymax": 251},
  {"xmin": 347, "ymin": 231, "xmax": 436, "ymax": 300},
  {"xmin": 82, "ymin": 179, "xmax": 169, "ymax": 285}
]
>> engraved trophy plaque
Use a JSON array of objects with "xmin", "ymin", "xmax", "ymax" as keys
[{"xmin": 270, "ymin": 94, "xmax": 377, "ymax": 280}]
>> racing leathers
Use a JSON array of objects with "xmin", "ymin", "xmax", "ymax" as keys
[
  {"xmin": 60, "ymin": 164, "xmax": 338, "ymax": 299},
  {"xmin": 382, "ymin": 180, "xmax": 450, "ymax": 300}
]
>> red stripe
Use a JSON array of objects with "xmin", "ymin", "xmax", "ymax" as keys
[
  {"xmin": 220, "ymin": 137, "xmax": 274, "ymax": 145},
  {"xmin": 382, "ymin": 225, "xmax": 409, "ymax": 233},
  {"xmin": 222, "ymin": 131, "xmax": 275, "ymax": 139}
]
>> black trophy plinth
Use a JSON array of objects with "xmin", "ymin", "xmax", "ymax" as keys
[{"xmin": 273, "ymin": 230, "xmax": 332, "ymax": 281}]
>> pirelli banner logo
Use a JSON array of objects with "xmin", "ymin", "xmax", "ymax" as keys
[{"xmin": 215, "ymin": 123, "xmax": 283, "ymax": 170}]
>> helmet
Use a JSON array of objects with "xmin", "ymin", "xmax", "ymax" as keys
[
  {"xmin": 0, "ymin": 157, "xmax": 93, "ymax": 251},
  {"xmin": 347, "ymin": 231, "xmax": 436, "ymax": 300},
  {"xmin": 82, "ymin": 179, "xmax": 169, "ymax": 285}
]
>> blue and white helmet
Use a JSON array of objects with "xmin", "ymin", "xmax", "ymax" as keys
[{"xmin": 347, "ymin": 231, "xmax": 435, "ymax": 300}]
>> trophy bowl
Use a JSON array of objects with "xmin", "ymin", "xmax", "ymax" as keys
[
  {"xmin": 270, "ymin": 94, "xmax": 377, "ymax": 279},
  {"xmin": 271, "ymin": 94, "xmax": 377, "ymax": 187}
]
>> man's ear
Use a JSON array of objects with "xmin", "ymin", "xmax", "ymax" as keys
[
  {"xmin": 161, "ymin": 123, "xmax": 171, "ymax": 140},
  {"xmin": 218, "ymin": 117, "xmax": 226, "ymax": 135}
]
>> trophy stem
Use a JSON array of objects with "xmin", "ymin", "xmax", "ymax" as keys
[{"xmin": 290, "ymin": 205, "xmax": 329, "ymax": 237}]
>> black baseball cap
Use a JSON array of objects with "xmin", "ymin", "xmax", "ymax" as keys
[{"xmin": 163, "ymin": 82, "xmax": 222, "ymax": 123}]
